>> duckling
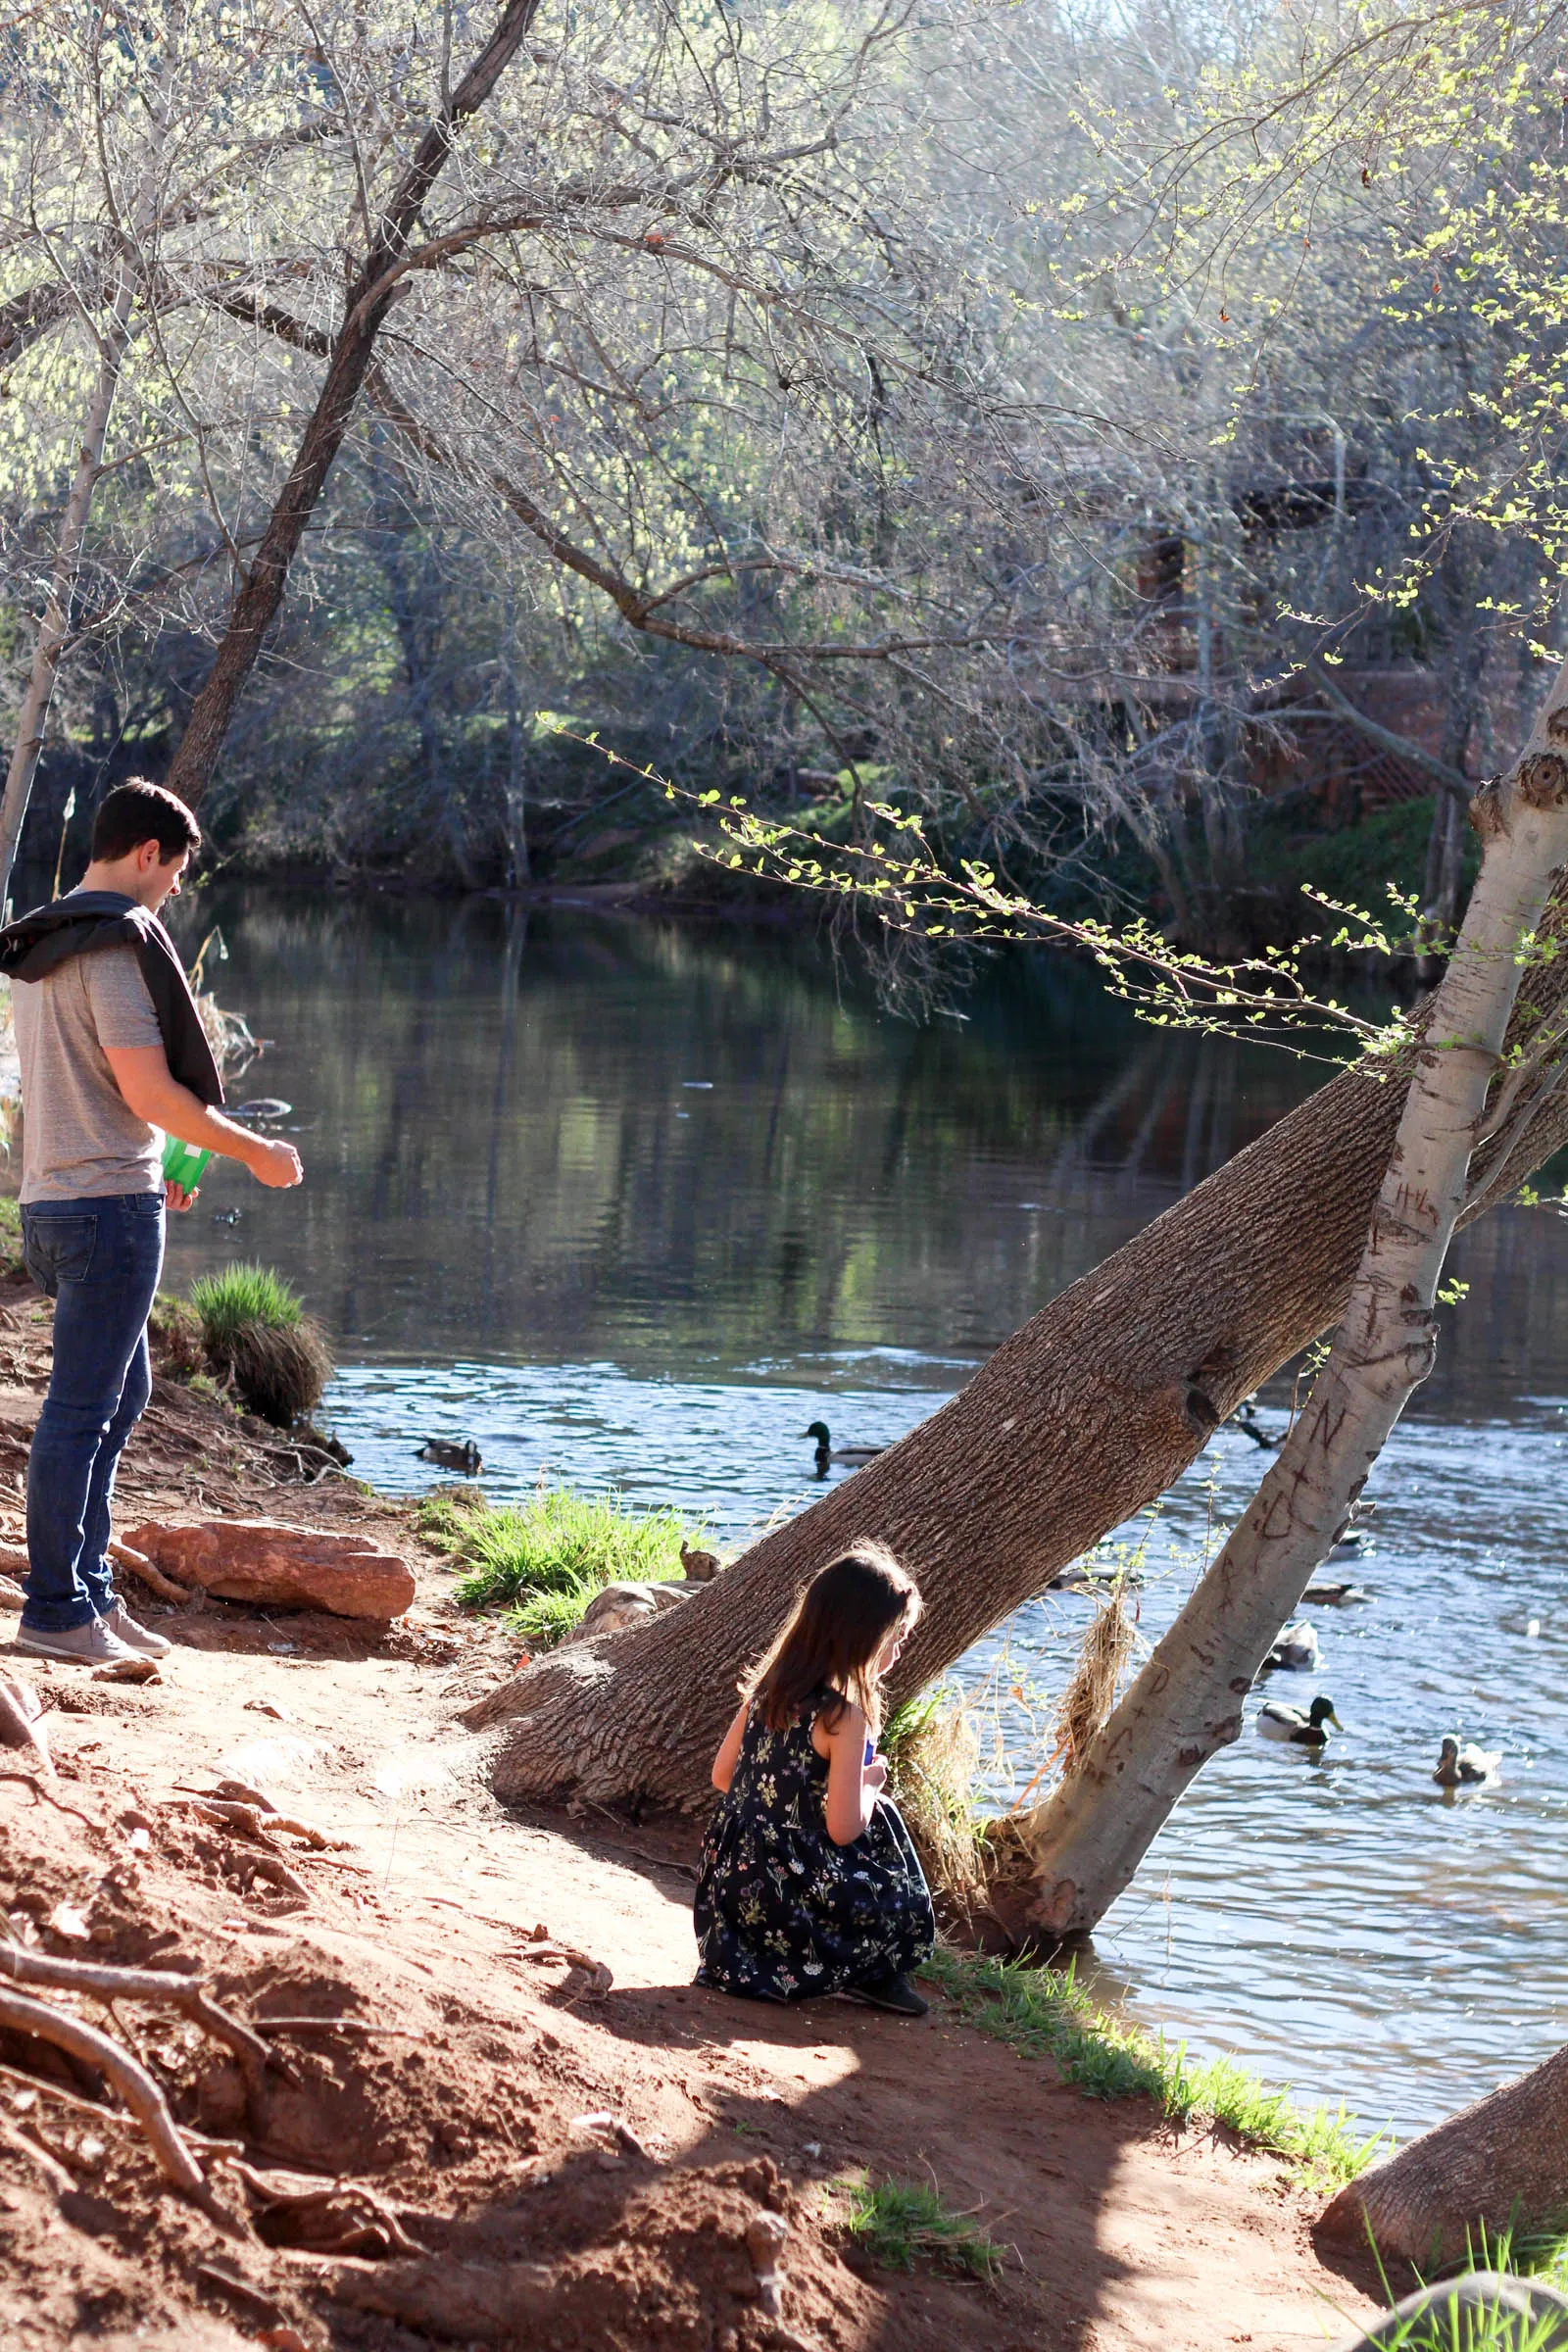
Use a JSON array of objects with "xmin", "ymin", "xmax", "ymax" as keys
[
  {"xmin": 1260, "ymin": 1620, "xmax": 1320, "ymax": 1673},
  {"xmin": 803, "ymin": 1422, "xmax": 884, "ymax": 1474},
  {"xmin": 417, "ymin": 1438, "xmax": 482, "ymax": 1475},
  {"xmin": 679, "ymin": 1542, "xmax": 721, "ymax": 1583},
  {"xmin": 1434, "ymin": 1737, "xmax": 1501, "ymax": 1788},
  {"xmin": 1257, "ymin": 1693, "xmax": 1342, "ymax": 1748}
]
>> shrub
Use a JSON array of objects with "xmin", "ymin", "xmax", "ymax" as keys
[{"xmin": 189, "ymin": 1262, "xmax": 332, "ymax": 1427}]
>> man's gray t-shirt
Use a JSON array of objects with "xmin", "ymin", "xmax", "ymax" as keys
[{"xmin": 13, "ymin": 938, "xmax": 165, "ymax": 1203}]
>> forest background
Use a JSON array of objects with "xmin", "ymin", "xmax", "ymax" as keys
[{"xmin": 4, "ymin": 0, "xmax": 1563, "ymax": 959}]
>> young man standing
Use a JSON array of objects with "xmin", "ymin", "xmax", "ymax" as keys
[{"xmin": 0, "ymin": 780, "xmax": 302, "ymax": 1664}]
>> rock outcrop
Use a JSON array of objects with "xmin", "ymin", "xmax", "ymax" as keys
[{"xmin": 122, "ymin": 1518, "xmax": 415, "ymax": 1623}]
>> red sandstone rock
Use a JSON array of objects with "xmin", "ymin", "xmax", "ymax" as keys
[{"xmin": 122, "ymin": 1518, "xmax": 416, "ymax": 1623}]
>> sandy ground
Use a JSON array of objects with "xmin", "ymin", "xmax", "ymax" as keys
[{"xmin": 0, "ymin": 1275, "xmax": 1389, "ymax": 2352}]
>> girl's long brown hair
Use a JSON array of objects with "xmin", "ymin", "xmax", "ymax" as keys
[{"xmin": 745, "ymin": 1543, "xmax": 922, "ymax": 1737}]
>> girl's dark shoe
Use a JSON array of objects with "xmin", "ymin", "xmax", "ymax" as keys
[{"xmin": 844, "ymin": 1971, "xmax": 928, "ymax": 2017}]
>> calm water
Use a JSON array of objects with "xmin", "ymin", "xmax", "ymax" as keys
[{"xmin": 164, "ymin": 888, "xmax": 1568, "ymax": 2137}]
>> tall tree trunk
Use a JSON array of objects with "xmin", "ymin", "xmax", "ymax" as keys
[
  {"xmin": 1018, "ymin": 682, "xmax": 1568, "ymax": 1939},
  {"xmin": 0, "ymin": 273, "xmax": 136, "ymax": 904},
  {"xmin": 468, "ymin": 864, "xmax": 1568, "ymax": 1809},
  {"xmin": 1320, "ymin": 2038, "xmax": 1568, "ymax": 2266},
  {"xmin": 163, "ymin": 0, "xmax": 543, "ymax": 808},
  {"xmin": 0, "ymin": 6, "xmax": 185, "ymax": 902}
]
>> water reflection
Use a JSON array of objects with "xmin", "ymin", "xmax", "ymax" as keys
[
  {"xmin": 160, "ymin": 888, "xmax": 1568, "ymax": 2134},
  {"xmin": 165, "ymin": 889, "xmax": 1322, "ymax": 1372}
]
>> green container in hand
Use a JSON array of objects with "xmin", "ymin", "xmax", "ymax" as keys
[{"xmin": 160, "ymin": 1134, "xmax": 212, "ymax": 1192}]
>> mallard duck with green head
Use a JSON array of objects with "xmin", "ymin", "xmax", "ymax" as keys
[
  {"xmin": 1256, "ymin": 1693, "xmax": 1342, "ymax": 1748},
  {"xmin": 803, "ymin": 1421, "xmax": 884, "ymax": 1474}
]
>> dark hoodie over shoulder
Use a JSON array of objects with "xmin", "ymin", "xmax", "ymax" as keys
[{"xmin": 0, "ymin": 893, "xmax": 223, "ymax": 1107}]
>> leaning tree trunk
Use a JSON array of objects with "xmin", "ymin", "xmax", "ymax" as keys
[
  {"xmin": 1320, "ymin": 2039, "xmax": 1568, "ymax": 2266},
  {"xmin": 162, "ymin": 0, "xmax": 542, "ymax": 808},
  {"xmin": 1019, "ymin": 690, "xmax": 1568, "ymax": 1939},
  {"xmin": 469, "ymin": 855, "xmax": 1568, "ymax": 1810}
]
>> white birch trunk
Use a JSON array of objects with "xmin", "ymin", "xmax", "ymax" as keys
[{"xmin": 1020, "ymin": 669, "xmax": 1568, "ymax": 1939}]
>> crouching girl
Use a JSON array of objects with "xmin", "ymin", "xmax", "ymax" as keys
[{"xmin": 694, "ymin": 1544, "xmax": 935, "ymax": 2017}]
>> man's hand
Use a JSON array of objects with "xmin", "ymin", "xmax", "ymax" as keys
[
  {"xmin": 245, "ymin": 1136, "xmax": 303, "ymax": 1189},
  {"xmin": 102, "ymin": 1045, "xmax": 305, "ymax": 1190},
  {"xmin": 165, "ymin": 1180, "xmax": 197, "ymax": 1214}
]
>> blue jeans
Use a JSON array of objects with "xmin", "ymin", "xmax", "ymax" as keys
[{"xmin": 21, "ymin": 1193, "xmax": 165, "ymax": 1632}]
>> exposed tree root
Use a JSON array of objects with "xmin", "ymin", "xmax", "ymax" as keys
[
  {"xmin": 0, "ymin": 1984, "xmax": 243, "ymax": 2229},
  {"xmin": 0, "ymin": 1941, "xmax": 278, "ymax": 2096},
  {"xmin": 107, "ymin": 1538, "xmax": 188, "ymax": 1602}
]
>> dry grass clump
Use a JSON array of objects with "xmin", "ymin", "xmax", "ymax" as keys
[
  {"xmin": 1050, "ymin": 1576, "xmax": 1139, "ymax": 1783},
  {"xmin": 883, "ymin": 1686, "xmax": 987, "ymax": 1913}
]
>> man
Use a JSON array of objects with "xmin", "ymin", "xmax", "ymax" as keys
[{"xmin": 0, "ymin": 779, "xmax": 302, "ymax": 1664}]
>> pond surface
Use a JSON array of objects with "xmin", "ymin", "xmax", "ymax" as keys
[{"xmin": 165, "ymin": 886, "xmax": 1568, "ymax": 2138}]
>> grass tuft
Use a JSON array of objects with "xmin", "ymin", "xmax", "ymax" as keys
[
  {"xmin": 924, "ymin": 1947, "xmax": 1385, "ymax": 2188},
  {"xmin": 190, "ymin": 1261, "xmax": 304, "ymax": 1340},
  {"xmin": 841, "ymin": 2175, "xmax": 1004, "ymax": 2282},
  {"xmin": 416, "ymin": 1486, "xmax": 490, "ymax": 1549},
  {"xmin": 189, "ymin": 1262, "xmax": 332, "ymax": 1426},
  {"xmin": 148, "ymin": 1291, "xmax": 204, "ymax": 1380},
  {"xmin": 441, "ymin": 1486, "xmax": 709, "ymax": 1649}
]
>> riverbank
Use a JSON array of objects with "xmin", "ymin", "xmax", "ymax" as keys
[{"xmin": 0, "ymin": 1278, "xmax": 1392, "ymax": 2351}]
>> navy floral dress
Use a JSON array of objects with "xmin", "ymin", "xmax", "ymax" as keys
[{"xmin": 694, "ymin": 1687, "xmax": 936, "ymax": 2001}]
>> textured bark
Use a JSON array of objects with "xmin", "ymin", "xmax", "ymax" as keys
[
  {"xmin": 470, "ymin": 884, "xmax": 1568, "ymax": 1811},
  {"xmin": 1320, "ymin": 2041, "xmax": 1568, "ymax": 2267},
  {"xmin": 163, "ymin": 0, "xmax": 542, "ymax": 807},
  {"xmin": 1021, "ymin": 676, "xmax": 1568, "ymax": 1937}
]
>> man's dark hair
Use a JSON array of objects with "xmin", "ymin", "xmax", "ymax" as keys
[{"xmin": 90, "ymin": 779, "xmax": 202, "ymax": 865}]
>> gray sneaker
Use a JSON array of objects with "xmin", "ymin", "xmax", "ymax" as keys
[
  {"xmin": 14, "ymin": 1615, "xmax": 139, "ymax": 1666},
  {"xmin": 102, "ymin": 1601, "xmax": 172, "ymax": 1658}
]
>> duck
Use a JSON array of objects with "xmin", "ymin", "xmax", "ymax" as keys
[
  {"xmin": 1433, "ymin": 1737, "xmax": 1501, "ymax": 1789},
  {"xmin": 803, "ymin": 1422, "xmax": 884, "ymax": 1474},
  {"xmin": 1229, "ymin": 1396, "xmax": 1279, "ymax": 1449},
  {"xmin": 417, "ymin": 1438, "xmax": 482, "ymax": 1475},
  {"xmin": 1260, "ymin": 1620, "xmax": 1320, "ymax": 1673},
  {"xmin": 1257, "ymin": 1693, "xmax": 1342, "ymax": 1748},
  {"xmin": 230, "ymin": 1098, "xmax": 293, "ymax": 1121},
  {"xmin": 1301, "ymin": 1580, "xmax": 1370, "ymax": 1606}
]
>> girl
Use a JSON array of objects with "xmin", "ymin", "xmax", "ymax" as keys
[{"xmin": 694, "ymin": 1544, "xmax": 936, "ymax": 2017}]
